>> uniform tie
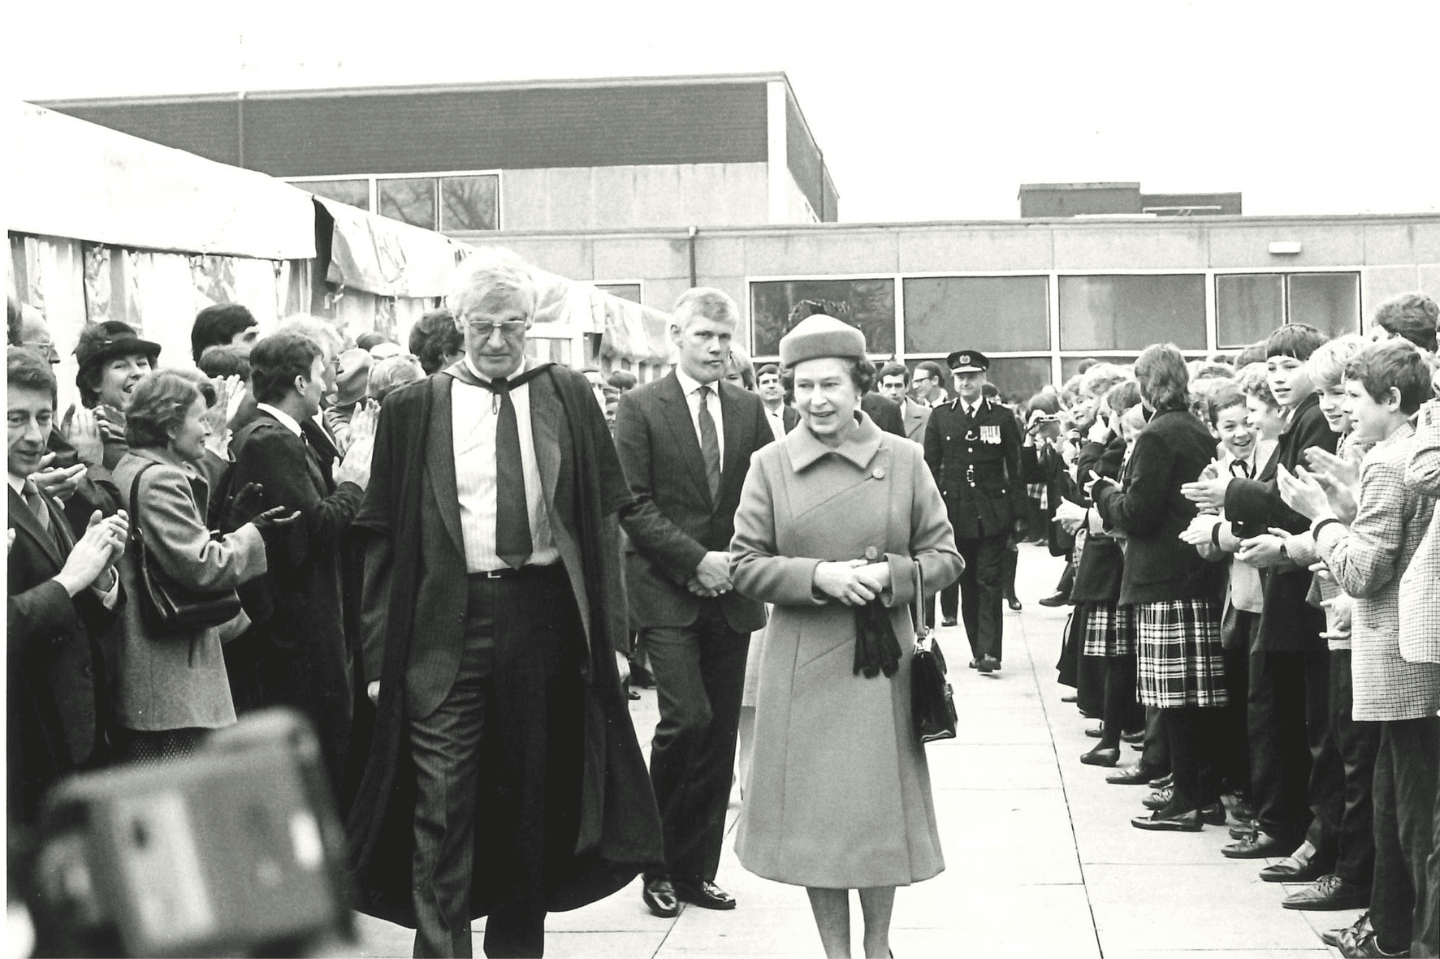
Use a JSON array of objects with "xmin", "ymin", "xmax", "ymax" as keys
[
  {"xmin": 488, "ymin": 376, "xmax": 533, "ymax": 569},
  {"xmin": 697, "ymin": 385, "xmax": 721, "ymax": 503}
]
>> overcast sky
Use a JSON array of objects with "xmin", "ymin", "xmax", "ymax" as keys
[{"xmin": 10, "ymin": 0, "xmax": 1439, "ymax": 222}]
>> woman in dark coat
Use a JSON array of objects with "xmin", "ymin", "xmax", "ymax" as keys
[{"xmin": 1091, "ymin": 344, "xmax": 1227, "ymax": 830}]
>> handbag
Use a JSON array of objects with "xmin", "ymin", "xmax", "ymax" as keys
[
  {"xmin": 910, "ymin": 563, "xmax": 958, "ymax": 743},
  {"xmin": 129, "ymin": 460, "xmax": 244, "ymax": 634}
]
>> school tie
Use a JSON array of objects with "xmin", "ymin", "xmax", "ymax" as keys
[
  {"xmin": 487, "ymin": 375, "xmax": 533, "ymax": 569},
  {"xmin": 697, "ymin": 385, "xmax": 721, "ymax": 503}
]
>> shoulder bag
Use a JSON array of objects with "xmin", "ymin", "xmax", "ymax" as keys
[
  {"xmin": 129, "ymin": 460, "xmax": 243, "ymax": 633},
  {"xmin": 910, "ymin": 563, "xmax": 958, "ymax": 743}
]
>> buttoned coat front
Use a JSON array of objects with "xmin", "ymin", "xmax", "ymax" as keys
[
  {"xmin": 729, "ymin": 414, "xmax": 963, "ymax": 888},
  {"xmin": 1400, "ymin": 399, "xmax": 1440, "ymax": 665}
]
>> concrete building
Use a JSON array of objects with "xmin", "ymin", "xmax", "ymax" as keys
[
  {"xmin": 1019, "ymin": 182, "xmax": 1243, "ymax": 219},
  {"xmin": 38, "ymin": 72, "xmax": 838, "ymax": 241}
]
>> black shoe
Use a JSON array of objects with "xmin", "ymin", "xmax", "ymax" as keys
[
  {"xmin": 1198, "ymin": 803, "xmax": 1227, "ymax": 826},
  {"xmin": 627, "ymin": 687, "xmax": 642, "ymax": 700},
  {"xmin": 1259, "ymin": 840, "xmax": 1325, "ymax": 882},
  {"xmin": 642, "ymin": 878, "xmax": 679, "ymax": 918},
  {"xmin": 941, "ymin": 618, "xmax": 958, "ymax": 627},
  {"xmin": 1107, "ymin": 765, "xmax": 1161, "ymax": 785},
  {"xmin": 1282, "ymin": 874, "xmax": 1369, "ymax": 911},
  {"xmin": 1120, "ymin": 729, "xmax": 1145, "ymax": 744},
  {"xmin": 1085, "ymin": 723, "xmax": 1104, "ymax": 738},
  {"xmin": 1132, "ymin": 805, "xmax": 1204, "ymax": 832},
  {"xmin": 1222, "ymin": 830, "xmax": 1298, "ymax": 860},
  {"xmin": 1060, "ymin": 693, "xmax": 1078, "ymax": 703},
  {"xmin": 976, "ymin": 655, "xmax": 1000, "ymax": 673},
  {"xmin": 629, "ymin": 663, "xmax": 655, "ymax": 689},
  {"xmin": 1006, "ymin": 595, "xmax": 1023, "ymax": 611},
  {"xmin": 1148, "ymin": 772, "xmax": 1173, "ymax": 789},
  {"xmin": 1323, "ymin": 912, "xmax": 1371, "ymax": 949},
  {"xmin": 1038, "ymin": 592, "xmax": 1069, "ymax": 608},
  {"xmin": 673, "ymin": 879, "xmax": 736, "ymax": 911},
  {"xmin": 1081, "ymin": 746, "xmax": 1120, "ymax": 767}
]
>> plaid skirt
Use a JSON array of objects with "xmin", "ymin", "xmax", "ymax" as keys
[
  {"xmin": 1082, "ymin": 602, "xmax": 1136, "ymax": 658},
  {"xmin": 1135, "ymin": 599, "xmax": 1227, "ymax": 708}
]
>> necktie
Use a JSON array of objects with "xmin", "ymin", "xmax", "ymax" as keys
[
  {"xmin": 697, "ymin": 385, "xmax": 721, "ymax": 503},
  {"xmin": 489, "ymin": 376, "xmax": 533, "ymax": 569},
  {"xmin": 1231, "ymin": 458, "xmax": 1251, "ymax": 479},
  {"xmin": 22, "ymin": 478, "xmax": 50, "ymax": 533}
]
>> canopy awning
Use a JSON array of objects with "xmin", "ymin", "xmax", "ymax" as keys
[
  {"xmin": 317, "ymin": 197, "xmax": 470, "ymax": 298},
  {"xmin": 6, "ymin": 101, "xmax": 316, "ymax": 260}
]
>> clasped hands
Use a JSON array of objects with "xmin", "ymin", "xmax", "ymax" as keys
[
  {"xmin": 1054, "ymin": 498, "xmax": 1087, "ymax": 534},
  {"xmin": 813, "ymin": 557, "xmax": 892, "ymax": 607},
  {"xmin": 686, "ymin": 551, "xmax": 733, "ymax": 598}
]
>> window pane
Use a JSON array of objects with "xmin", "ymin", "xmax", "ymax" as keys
[
  {"xmin": 378, "ymin": 178, "xmax": 437, "ymax": 229},
  {"xmin": 750, "ymin": 279, "xmax": 895, "ymax": 356},
  {"xmin": 1216, "ymin": 274, "xmax": 1284, "ymax": 349},
  {"xmin": 986, "ymin": 357, "xmax": 1054, "ymax": 402},
  {"xmin": 291, "ymin": 178, "xmax": 369, "ymax": 211},
  {"xmin": 1288, "ymin": 273, "xmax": 1359, "ymax": 339},
  {"xmin": 596, "ymin": 283, "xmax": 642, "ymax": 304},
  {"xmin": 439, "ymin": 175, "xmax": 499, "ymax": 231},
  {"xmin": 1058, "ymin": 274, "xmax": 1206, "ymax": 350},
  {"xmin": 903, "ymin": 275, "xmax": 1050, "ymax": 354},
  {"xmin": 1059, "ymin": 355, "xmax": 1140, "ymax": 382}
]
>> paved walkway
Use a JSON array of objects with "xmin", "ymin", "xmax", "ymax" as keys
[{"xmin": 354, "ymin": 544, "xmax": 1356, "ymax": 958}]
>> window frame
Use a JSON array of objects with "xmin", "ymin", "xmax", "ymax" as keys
[
  {"xmin": 283, "ymin": 169, "xmax": 504, "ymax": 232},
  {"xmin": 748, "ymin": 266, "xmax": 1365, "ymax": 386}
]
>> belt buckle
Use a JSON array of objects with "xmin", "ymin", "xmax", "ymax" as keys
[{"xmin": 481, "ymin": 568, "xmax": 507, "ymax": 580}]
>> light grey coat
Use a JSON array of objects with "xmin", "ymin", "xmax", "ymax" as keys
[
  {"xmin": 1401, "ymin": 399, "xmax": 1440, "ymax": 664},
  {"xmin": 730, "ymin": 413, "xmax": 963, "ymax": 888},
  {"xmin": 113, "ymin": 448, "xmax": 266, "ymax": 731}
]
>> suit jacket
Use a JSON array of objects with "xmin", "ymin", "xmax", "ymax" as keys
[
  {"xmin": 7, "ymin": 483, "xmax": 116, "ymax": 824},
  {"xmin": 614, "ymin": 372, "xmax": 770, "ymax": 632},
  {"xmin": 860, "ymin": 393, "xmax": 905, "ymax": 437},
  {"xmin": 1401, "ymin": 398, "xmax": 1440, "ymax": 664},
  {"xmin": 227, "ymin": 411, "xmax": 363, "ymax": 669},
  {"xmin": 782, "ymin": 405, "xmax": 801, "ymax": 434},
  {"xmin": 1316, "ymin": 424, "xmax": 1438, "ymax": 720},
  {"xmin": 901, "ymin": 398, "xmax": 931, "ymax": 444},
  {"xmin": 923, "ymin": 396, "xmax": 1026, "ymax": 539},
  {"xmin": 1224, "ymin": 392, "xmax": 1337, "ymax": 652}
]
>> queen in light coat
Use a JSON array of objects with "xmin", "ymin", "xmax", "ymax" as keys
[{"xmin": 728, "ymin": 314, "xmax": 963, "ymax": 959}]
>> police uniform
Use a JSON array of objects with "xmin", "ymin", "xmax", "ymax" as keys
[{"xmin": 922, "ymin": 350, "xmax": 1026, "ymax": 668}]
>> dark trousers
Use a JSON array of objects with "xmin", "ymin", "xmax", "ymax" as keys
[
  {"xmin": 255, "ymin": 641, "xmax": 353, "ymax": 800},
  {"xmin": 1097, "ymin": 654, "xmax": 1142, "ymax": 749},
  {"xmin": 1312, "ymin": 650, "xmax": 1378, "ymax": 886},
  {"xmin": 1248, "ymin": 649, "xmax": 1340, "ymax": 844},
  {"xmin": 1164, "ymin": 705, "xmax": 1224, "ymax": 810},
  {"xmin": 1370, "ymin": 717, "xmax": 1440, "ymax": 957},
  {"xmin": 1001, "ymin": 541, "xmax": 1018, "ymax": 601},
  {"xmin": 643, "ymin": 601, "xmax": 750, "ymax": 883},
  {"xmin": 409, "ymin": 573, "xmax": 584, "ymax": 959},
  {"xmin": 1420, "ymin": 755, "xmax": 1440, "ymax": 959},
  {"xmin": 927, "ymin": 583, "xmax": 959, "ymax": 627},
  {"xmin": 954, "ymin": 533, "xmax": 1007, "ymax": 662},
  {"xmin": 1140, "ymin": 706, "xmax": 1171, "ymax": 777},
  {"xmin": 1220, "ymin": 645, "xmax": 1251, "ymax": 797}
]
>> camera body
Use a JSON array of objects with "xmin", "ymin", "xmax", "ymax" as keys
[{"xmin": 28, "ymin": 710, "xmax": 353, "ymax": 958}]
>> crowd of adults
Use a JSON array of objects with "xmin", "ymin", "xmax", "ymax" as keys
[{"xmin": 7, "ymin": 262, "xmax": 1440, "ymax": 959}]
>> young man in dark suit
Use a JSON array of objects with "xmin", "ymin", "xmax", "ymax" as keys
[
  {"xmin": 227, "ymin": 332, "xmax": 370, "ymax": 796},
  {"xmin": 924, "ymin": 349, "xmax": 1027, "ymax": 672},
  {"xmin": 7, "ymin": 347, "xmax": 128, "ymax": 825},
  {"xmin": 614, "ymin": 288, "xmax": 771, "ymax": 918}
]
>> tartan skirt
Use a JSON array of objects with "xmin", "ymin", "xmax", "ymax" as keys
[
  {"xmin": 1082, "ymin": 602, "xmax": 1136, "ymax": 659},
  {"xmin": 1135, "ymin": 599, "xmax": 1227, "ymax": 708}
]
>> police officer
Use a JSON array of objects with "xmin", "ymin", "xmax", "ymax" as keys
[{"xmin": 923, "ymin": 349, "xmax": 1027, "ymax": 673}]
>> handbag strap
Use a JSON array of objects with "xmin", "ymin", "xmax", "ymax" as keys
[
  {"xmin": 912, "ymin": 560, "xmax": 929, "ymax": 644},
  {"xmin": 127, "ymin": 460, "xmax": 162, "ymax": 552}
]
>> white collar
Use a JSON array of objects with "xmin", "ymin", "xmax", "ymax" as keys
[
  {"xmin": 462, "ymin": 354, "xmax": 530, "ymax": 384},
  {"xmin": 8, "ymin": 472, "xmax": 30, "ymax": 495},
  {"xmin": 675, "ymin": 367, "xmax": 720, "ymax": 399},
  {"xmin": 257, "ymin": 403, "xmax": 304, "ymax": 437}
]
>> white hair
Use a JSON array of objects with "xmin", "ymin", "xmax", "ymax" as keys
[
  {"xmin": 446, "ymin": 248, "xmax": 537, "ymax": 318},
  {"xmin": 275, "ymin": 314, "xmax": 344, "ymax": 361}
]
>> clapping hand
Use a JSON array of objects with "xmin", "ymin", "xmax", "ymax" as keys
[
  {"xmin": 250, "ymin": 505, "xmax": 301, "ymax": 538},
  {"xmin": 1179, "ymin": 513, "xmax": 1222, "ymax": 547},
  {"xmin": 334, "ymin": 400, "xmax": 377, "ymax": 490},
  {"xmin": 222, "ymin": 481, "xmax": 267, "ymax": 530},
  {"xmin": 32, "ymin": 462, "xmax": 87, "ymax": 503},
  {"xmin": 1236, "ymin": 531, "xmax": 1285, "ymax": 568},
  {"xmin": 813, "ymin": 558, "xmax": 878, "ymax": 606},
  {"xmin": 60, "ymin": 404, "xmax": 105, "ymax": 468},
  {"xmin": 1083, "ymin": 469, "xmax": 1106, "ymax": 502},
  {"xmin": 1181, "ymin": 474, "xmax": 1232, "ymax": 510},
  {"xmin": 55, "ymin": 510, "xmax": 128, "ymax": 596},
  {"xmin": 1054, "ymin": 499, "xmax": 1086, "ymax": 533},
  {"xmin": 1320, "ymin": 595, "xmax": 1353, "ymax": 641},
  {"xmin": 203, "ymin": 378, "xmax": 234, "ymax": 459},
  {"xmin": 93, "ymin": 405, "xmax": 125, "ymax": 443},
  {"xmin": 1304, "ymin": 445, "xmax": 1361, "ymax": 491},
  {"xmin": 1197, "ymin": 459, "xmax": 1222, "ymax": 484},
  {"xmin": 1276, "ymin": 464, "xmax": 1333, "ymax": 523},
  {"xmin": 224, "ymin": 375, "xmax": 248, "ymax": 425}
]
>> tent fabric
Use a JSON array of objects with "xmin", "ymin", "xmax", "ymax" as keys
[
  {"xmin": 318, "ymin": 198, "xmax": 468, "ymax": 298},
  {"xmin": 6, "ymin": 102, "xmax": 315, "ymax": 261}
]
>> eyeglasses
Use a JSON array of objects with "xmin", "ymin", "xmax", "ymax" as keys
[{"xmin": 462, "ymin": 318, "xmax": 528, "ymax": 339}]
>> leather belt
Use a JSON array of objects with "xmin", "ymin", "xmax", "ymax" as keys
[{"xmin": 469, "ymin": 563, "xmax": 565, "ymax": 581}]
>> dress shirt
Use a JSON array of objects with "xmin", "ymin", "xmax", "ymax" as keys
[
  {"xmin": 256, "ymin": 403, "xmax": 304, "ymax": 437},
  {"xmin": 674, "ymin": 367, "xmax": 725, "ymax": 462},
  {"xmin": 451, "ymin": 356, "xmax": 558, "ymax": 573},
  {"xmin": 9, "ymin": 471, "xmax": 119, "ymax": 608},
  {"xmin": 960, "ymin": 399, "xmax": 981, "ymax": 418},
  {"xmin": 763, "ymin": 404, "xmax": 788, "ymax": 443}
]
